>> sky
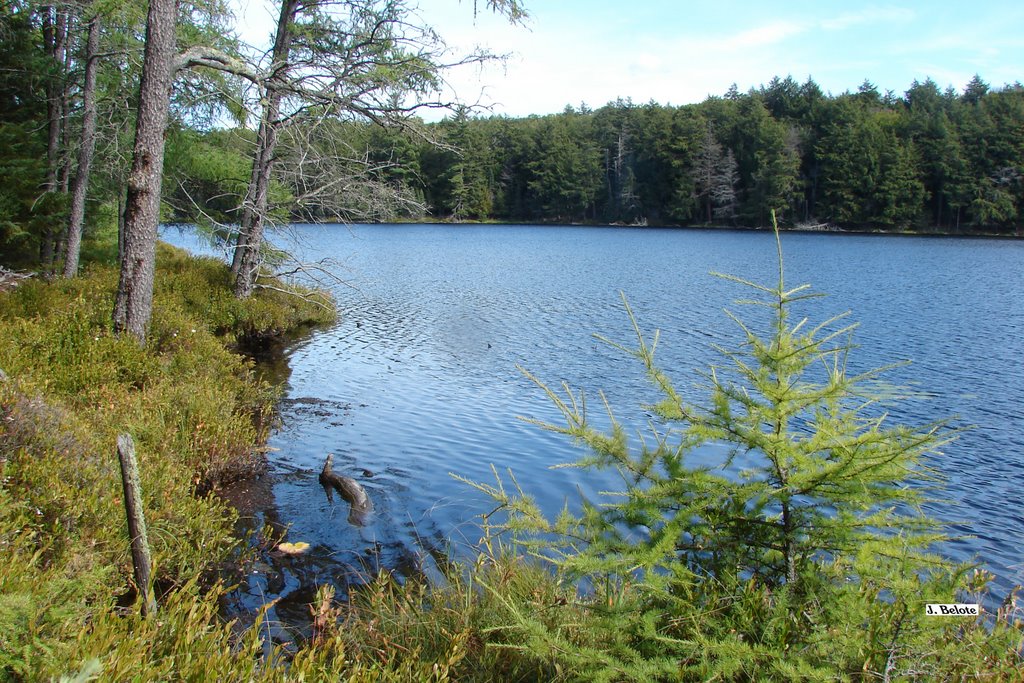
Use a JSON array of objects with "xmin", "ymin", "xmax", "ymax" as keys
[{"xmin": 231, "ymin": 0, "xmax": 1024, "ymax": 120}]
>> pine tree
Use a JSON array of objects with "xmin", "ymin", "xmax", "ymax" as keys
[{"xmin": 693, "ymin": 121, "xmax": 738, "ymax": 223}]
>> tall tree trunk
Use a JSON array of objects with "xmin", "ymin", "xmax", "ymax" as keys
[
  {"xmin": 118, "ymin": 184, "xmax": 127, "ymax": 263},
  {"xmin": 782, "ymin": 500, "xmax": 797, "ymax": 586},
  {"xmin": 58, "ymin": 15, "xmax": 74, "ymax": 195},
  {"xmin": 40, "ymin": 7, "xmax": 68, "ymax": 268},
  {"xmin": 232, "ymin": 0, "xmax": 299, "ymax": 299},
  {"xmin": 54, "ymin": 13, "xmax": 77, "ymax": 267},
  {"xmin": 113, "ymin": 0, "xmax": 177, "ymax": 343},
  {"xmin": 233, "ymin": 98, "xmax": 281, "ymax": 298},
  {"xmin": 229, "ymin": 124, "xmax": 268, "ymax": 277},
  {"xmin": 63, "ymin": 17, "xmax": 101, "ymax": 278}
]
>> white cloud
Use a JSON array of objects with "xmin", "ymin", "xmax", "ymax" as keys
[
  {"xmin": 820, "ymin": 6, "xmax": 915, "ymax": 31},
  {"xmin": 434, "ymin": 15, "xmax": 814, "ymax": 118},
  {"xmin": 630, "ymin": 52, "xmax": 665, "ymax": 74},
  {"xmin": 230, "ymin": 0, "xmax": 278, "ymax": 53},
  {"xmin": 720, "ymin": 20, "xmax": 807, "ymax": 50},
  {"xmin": 228, "ymin": 0, "xmax": 1024, "ymax": 121}
]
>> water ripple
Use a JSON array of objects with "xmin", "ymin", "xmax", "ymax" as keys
[{"xmin": 164, "ymin": 224, "xmax": 1024, "ymax": 604}]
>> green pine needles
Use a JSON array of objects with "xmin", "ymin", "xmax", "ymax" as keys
[{"xmin": 464, "ymin": 218, "xmax": 1022, "ymax": 680}]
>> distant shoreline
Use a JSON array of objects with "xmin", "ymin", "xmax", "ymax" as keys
[
  {"xmin": 163, "ymin": 219, "xmax": 1023, "ymax": 240},
  {"xmin": 286, "ymin": 219, "xmax": 1024, "ymax": 240}
]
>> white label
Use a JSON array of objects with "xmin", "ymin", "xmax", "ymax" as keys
[{"xmin": 925, "ymin": 603, "xmax": 980, "ymax": 616}]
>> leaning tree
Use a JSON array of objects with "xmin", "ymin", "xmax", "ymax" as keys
[{"xmin": 228, "ymin": 0, "xmax": 528, "ymax": 299}]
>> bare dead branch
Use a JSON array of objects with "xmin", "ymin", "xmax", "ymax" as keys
[{"xmin": 174, "ymin": 45, "xmax": 261, "ymax": 82}]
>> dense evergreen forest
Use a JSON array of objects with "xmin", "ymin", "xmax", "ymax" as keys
[{"xmin": 170, "ymin": 76, "xmax": 1024, "ymax": 234}]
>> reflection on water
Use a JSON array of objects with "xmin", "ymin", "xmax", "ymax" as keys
[{"xmin": 164, "ymin": 224, "xmax": 1024, "ymax": 633}]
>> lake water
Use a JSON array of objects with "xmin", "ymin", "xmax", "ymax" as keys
[{"xmin": 163, "ymin": 223, "xmax": 1024, "ymax": 621}]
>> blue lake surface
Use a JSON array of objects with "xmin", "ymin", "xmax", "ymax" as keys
[{"xmin": 163, "ymin": 223, "xmax": 1024, "ymax": 612}]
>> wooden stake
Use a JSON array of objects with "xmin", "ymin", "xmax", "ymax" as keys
[{"xmin": 117, "ymin": 433, "xmax": 156, "ymax": 617}]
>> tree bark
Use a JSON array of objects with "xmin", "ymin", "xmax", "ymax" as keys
[
  {"xmin": 117, "ymin": 434, "xmax": 156, "ymax": 617},
  {"xmin": 113, "ymin": 0, "xmax": 177, "ymax": 343},
  {"xmin": 231, "ymin": 0, "xmax": 299, "ymax": 299},
  {"xmin": 53, "ymin": 12, "xmax": 77, "ymax": 267},
  {"xmin": 63, "ymin": 16, "xmax": 101, "ymax": 278},
  {"xmin": 232, "ymin": 104, "xmax": 280, "ymax": 298},
  {"xmin": 40, "ymin": 7, "xmax": 68, "ymax": 268},
  {"xmin": 117, "ymin": 184, "xmax": 126, "ymax": 263},
  {"xmin": 58, "ymin": 14, "xmax": 74, "ymax": 195},
  {"xmin": 230, "ymin": 117, "xmax": 270, "ymax": 278},
  {"xmin": 781, "ymin": 498, "xmax": 798, "ymax": 586}
]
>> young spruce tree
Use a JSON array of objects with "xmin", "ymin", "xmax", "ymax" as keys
[{"xmin": 464, "ymin": 217, "xmax": 1019, "ymax": 680}]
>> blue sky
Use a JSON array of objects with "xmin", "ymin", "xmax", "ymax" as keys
[{"xmin": 232, "ymin": 0, "xmax": 1024, "ymax": 119}]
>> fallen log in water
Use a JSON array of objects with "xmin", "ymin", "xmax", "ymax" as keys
[{"xmin": 319, "ymin": 453, "xmax": 372, "ymax": 525}]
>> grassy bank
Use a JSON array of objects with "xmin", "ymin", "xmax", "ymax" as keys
[
  {"xmin": 0, "ymin": 245, "xmax": 340, "ymax": 679},
  {"xmin": 1, "ymin": 244, "xmax": 1021, "ymax": 681}
]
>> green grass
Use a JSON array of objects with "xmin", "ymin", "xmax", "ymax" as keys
[{"xmin": 0, "ymin": 244, "xmax": 337, "ymax": 679}]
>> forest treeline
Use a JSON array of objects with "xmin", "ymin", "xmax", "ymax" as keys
[
  {"xmin": 163, "ymin": 75, "xmax": 1024, "ymax": 234},
  {"xmin": 419, "ymin": 77, "xmax": 1024, "ymax": 232}
]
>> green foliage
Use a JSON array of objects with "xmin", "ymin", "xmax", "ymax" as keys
[
  {"xmin": 161, "ymin": 72, "xmax": 1024, "ymax": 232},
  {"xmin": 525, "ymin": 113, "xmax": 603, "ymax": 222},
  {"xmin": 0, "ymin": 8, "xmax": 56, "ymax": 266},
  {"xmin": 464, "ymin": 221, "xmax": 1023, "ymax": 679},
  {"xmin": 151, "ymin": 243, "xmax": 334, "ymax": 340},
  {"xmin": 421, "ymin": 111, "xmax": 500, "ymax": 221},
  {"xmin": 380, "ymin": 76, "xmax": 1024, "ymax": 231},
  {"xmin": 162, "ymin": 128, "xmax": 254, "ymax": 226},
  {"xmin": 0, "ymin": 120, "xmax": 54, "ymax": 266},
  {"xmin": 59, "ymin": 579, "xmax": 351, "ymax": 681},
  {"xmin": 334, "ymin": 553, "xmax": 570, "ymax": 681},
  {"xmin": 815, "ymin": 98, "xmax": 924, "ymax": 228}
]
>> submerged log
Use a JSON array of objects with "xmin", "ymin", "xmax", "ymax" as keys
[{"xmin": 319, "ymin": 453, "xmax": 372, "ymax": 526}]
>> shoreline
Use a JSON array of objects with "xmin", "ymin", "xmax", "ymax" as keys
[{"xmin": 203, "ymin": 218, "xmax": 1022, "ymax": 240}]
